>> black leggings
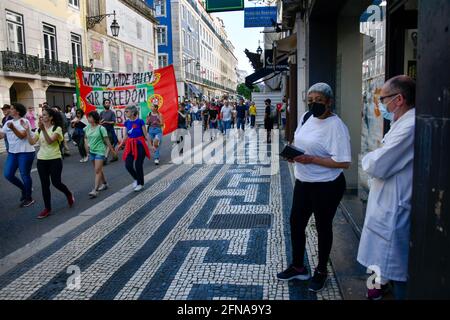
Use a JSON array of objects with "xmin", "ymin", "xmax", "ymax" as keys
[
  {"xmin": 290, "ymin": 173, "xmax": 346, "ymax": 273},
  {"xmin": 37, "ymin": 159, "xmax": 72, "ymax": 210},
  {"xmin": 125, "ymin": 143, "xmax": 145, "ymax": 186},
  {"xmin": 73, "ymin": 133, "xmax": 87, "ymax": 158}
]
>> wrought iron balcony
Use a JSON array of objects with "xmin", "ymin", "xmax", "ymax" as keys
[
  {"xmin": 0, "ymin": 51, "xmax": 40, "ymax": 74},
  {"xmin": 0, "ymin": 51, "xmax": 93, "ymax": 80}
]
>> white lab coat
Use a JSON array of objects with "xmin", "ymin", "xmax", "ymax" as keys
[{"xmin": 357, "ymin": 108, "xmax": 415, "ymax": 282}]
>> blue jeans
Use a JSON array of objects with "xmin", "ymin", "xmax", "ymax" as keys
[
  {"xmin": 4, "ymin": 152, "xmax": 35, "ymax": 200},
  {"xmin": 236, "ymin": 117, "xmax": 246, "ymax": 131},
  {"xmin": 148, "ymin": 126, "xmax": 163, "ymax": 160},
  {"xmin": 222, "ymin": 120, "xmax": 231, "ymax": 134}
]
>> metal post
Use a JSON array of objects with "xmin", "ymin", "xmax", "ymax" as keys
[{"xmin": 408, "ymin": 0, "xmax": 450, "ymax": 299}]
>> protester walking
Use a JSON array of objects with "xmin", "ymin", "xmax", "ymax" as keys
[
  {"xmin": 146, "ymin": 102, "xmax": 164, "ymax": 165},
  {"xmin": 100, "ymin": 99, "xmax": 119, "ymax": 164},
  {"xmin": 221, "ymin": 101, "xmax": 233, "ymax": 137},
  {"xmin": 264, "ymin": 99, "xmax": 276, "ymax": 143},
  {"xmin": 84, "ymin": 111, "xmax": 117, "ymax": 198},
  {"xmin": 1, "ymin": 104, "xmax": 13, "ymax": 152},
  {"xmin": 22, "ymin": 108, "xmax": 75, "ymax": 219},
  {"xmin": 236, "ymin": 98, "xmax": 247, "ymax": 139},
  {"xmin": 277, "ymin": 83, "xmax": 351, "ymax": 293},
  {"xmin": 249, "ymin": 101, "xmax": 257, "ymax": 129},
  {"xmin": 25, "ymin": 106, "xmax": 37, "ymax": 132},
  {"xmin": 0, "ymin": 103, "xmax": 36, "ymax": 207},
  {"xmin": 357, "ymin": 75, "xmax": 416, "ymax": 301},
  {"xmin": 71, "ymin": 109, "xmax": 89, "ymax": 162},
  {"xmin": 116, "ymin": 106, "xmax": 151, "ymax": 192}
]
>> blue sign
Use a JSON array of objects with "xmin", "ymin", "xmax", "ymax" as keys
[{"xmin": 244, "ymin": 7, "xmax": 277, "ymax": 28}]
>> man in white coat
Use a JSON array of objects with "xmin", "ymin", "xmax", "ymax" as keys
[{"xmin": 357, "ymin": 75, "xmax": 416, "ymax": 300}]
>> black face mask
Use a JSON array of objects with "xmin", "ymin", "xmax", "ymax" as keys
[{"xmin": 309, "ymin": 102, "xmax": 327, "ymax": 118}]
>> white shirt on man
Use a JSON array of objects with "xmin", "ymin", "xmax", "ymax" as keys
[
  {"xmin": 221, "ymin": 105, "xmax": 232, "ymax": 121},
  {"xmin": 294, "ymin": 113, "xmax": 351, "ymax": 183},
  {"xmin": 0, "ymin": 118, "xmax": 35, "ymax": 153}
]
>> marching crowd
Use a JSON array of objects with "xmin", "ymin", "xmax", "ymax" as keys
[{"xmin": 0, "ymin": 96, "xmax": 286, "ymax": 220}]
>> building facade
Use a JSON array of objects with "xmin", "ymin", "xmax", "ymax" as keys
[
  {"xmin": 0, "ymin": 0, "xmax": 87, "ymax": 110},
  {"xmin": 0, "ymin": 0, "xmax": 158, "ymax": 119},
  {"xmin": 150, "ymin": 0, "xmax": 238, "ymax": 101},
  {"xmin": 86, "ymin": 0, "xmax": 158, "ymax": 74}
]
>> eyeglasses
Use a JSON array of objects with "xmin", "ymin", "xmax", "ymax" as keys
[{"xmin": 379, "ymin": 93, "xmax": 400, "ymax": 104}]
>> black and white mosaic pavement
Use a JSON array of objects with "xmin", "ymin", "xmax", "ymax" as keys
[{"xmin": 0, "ymin": 131, "xmax": 342, "ymax": 300}]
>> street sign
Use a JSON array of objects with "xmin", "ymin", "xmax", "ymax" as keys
[
  {"xmin": 205, "ymin": 0, "xmax": 244, "ymax": 13},
  {"xmin": 244, "ymin": 7, "xmax": 278, "ymax": 28}
]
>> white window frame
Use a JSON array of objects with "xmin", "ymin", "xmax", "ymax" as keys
[
  {"xmin": 6, "ymin": 10, "xmax": 25, "ymax": 54},
  {"xmin": 71, "ymin": 33, "xmax": 82, "ymax": 66},
  {"xmin": 155, "ymin": 0, "xmax": 166, "ymax": 17},
  {"xmin": 157, "ymin": 26, "xmax": 167, "ymax": 46},
  {"xmin": 43, "ymin": 23, "xmax": 57, "ymax": 61},
  {"xmin": 68, "ymin": 0, "xmax": 80, "ymax": 9},
  {"xmin": 158, "ymin": 53, "xmax": 168, "ymax": 68}
]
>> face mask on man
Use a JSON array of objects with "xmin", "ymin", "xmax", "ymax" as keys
[
  {"xmin": 379, "ymin": 103, "xmax": 394, "ymax": 122},
  {"xmin": 379, "ymin": 95, "xmax": 400, "ymax": 122},
  {"xmin": 309, "ymin": 102, "xmax": 327, "ymax": 118}
]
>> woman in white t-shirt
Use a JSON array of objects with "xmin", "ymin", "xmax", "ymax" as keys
[
  {"xmin": 0, "ymin": 103, "xmax": 36, "ymax": 207},
  {"xmin": 277, "ymin": 83, "xmax": 352, "ymax": 293}
]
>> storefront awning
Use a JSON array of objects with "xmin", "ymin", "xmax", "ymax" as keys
[
  {"xmin": 275, "ymin": 34, "xmax": 297, "ymax": 55},
  {"xmin": 187, "ymin": 83, "xmax": 202, "ymax": 96},
  {"xmin": 245, "ymin": 68, "xmax": 275, "ymax": 88}
]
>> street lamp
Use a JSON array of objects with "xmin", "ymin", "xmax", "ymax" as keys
[
  {"xmin": 87, "ymin": 10, "xmax": 120, "ymax": 37},
  {"xmin": 256, "ymin": 40, "xmax": 263, "ymax": 55}
]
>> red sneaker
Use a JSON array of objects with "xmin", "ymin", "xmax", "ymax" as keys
[
  {"xmin": 37, "ymin": 208, "xmax": 51, "ymax": 219},
  {"xmin": 68, "ymin": 193, "xmax": 75, "ymax": 208}
]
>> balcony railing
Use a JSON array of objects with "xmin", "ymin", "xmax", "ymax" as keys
[
  {"xmin": 185, "ymin": 71, "xmax": 236, "ymax": 93},
  {"xmin": 0, "ymin": 51, "xmax": 107, "ymax": 80}
]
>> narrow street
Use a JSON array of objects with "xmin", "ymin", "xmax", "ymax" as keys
[{"xmin": 0, "ymin": 129, "xmax": 342, "ymax": 300}]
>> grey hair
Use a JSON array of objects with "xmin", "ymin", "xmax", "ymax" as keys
[
  {"xmin": 308, "ymin": 83, "xmax": 334, "ymax": 100},
  {"xmin": 125, "ymin": 105, "xmax": 139, "ymax": 117}
]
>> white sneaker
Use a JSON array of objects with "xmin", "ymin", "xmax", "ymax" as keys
[
  {"xmin": 97, "ymin": 183, "xmax": 109, "ymax": 191},
  {"xmin": 154, "ymin": 159, "xmax": 160, "ymax": 165},
  {"xmin": 132, "ymin": 180, "xmax": 138, "ymax": 188},
  {"xmin": 80, "ymin": 157, "xmax": 88, "ymax": 163},
  {"xmin": 88, "ymin": 190, "xmax": 98, "ymax": 198},
  {"xmin": 134, "ymin": 185, "xmax": 143, "ymax": 192}
]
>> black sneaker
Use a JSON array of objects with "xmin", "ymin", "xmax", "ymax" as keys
[
  {"xmin": 308, "ymin": 270, "xmax": 328, "ymax": 292},
  {"xmin": 20, "ymin": 199, "xmax": 36, "ymax": 208},
  {"xmin": 277, "ymin": 265, "xmax": 311, "ymax": 281}
]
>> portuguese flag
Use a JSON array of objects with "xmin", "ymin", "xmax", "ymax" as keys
[{"xmin": 74, "ymin": 65, "xmax": 179, "ymax": 135}]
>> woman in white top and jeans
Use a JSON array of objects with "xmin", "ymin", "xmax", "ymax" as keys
[
  {"xmin": 277, "ymin": 83, "xmax": 352, "ymax": 293},
  {"xmin": 0, "ymin": 103, "xmax": 36, "ymax": 207}
]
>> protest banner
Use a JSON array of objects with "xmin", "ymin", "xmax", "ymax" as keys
[{"xmin": 74, "ymin": 65, "xmax": 179, "ymax": 135}]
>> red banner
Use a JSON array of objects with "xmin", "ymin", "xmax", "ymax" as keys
[{"xmin": 75, "ymin": 65, "xmax": 179, "ymax": 135}]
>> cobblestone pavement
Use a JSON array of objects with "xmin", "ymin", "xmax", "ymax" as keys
[{"xmin": 0, "ymin": 130, "xmax": 342, "ymax": 300}]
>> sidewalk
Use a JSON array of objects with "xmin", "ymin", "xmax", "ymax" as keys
[{"xmin": 0, "ymin": 130, "xmax": 344, "ymax": 300}]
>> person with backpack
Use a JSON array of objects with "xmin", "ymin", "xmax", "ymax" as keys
[
  {"xmin": 84, "ymin": 111, "xmax": 117, "ymax": 198},
  {"xmin": 22, "ymin": 107, "xmax": 75, "ymax": 219},
  {"xmin": 264, "ymin": 99, "xmax": 277, "ymax": 143}
]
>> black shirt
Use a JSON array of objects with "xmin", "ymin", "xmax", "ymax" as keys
[
  {"xmin": 209, "ymin": 108, "xmax": 218, "ymax": 121},
  {"xmin": 236, "ymin": 105, "xmax": 246, "ymax": 119}
]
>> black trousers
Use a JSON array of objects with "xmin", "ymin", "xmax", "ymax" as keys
[
  {"xmin": 37, "ymin": 159, "xmax": 72, "ymax": 210},
  {"xmin": 125, "ymin": 143, "xmax": 145, "ymax": 186},
  {"xmin": 73, "ymin": 133, "xmax": 87, "ymax": 158},
  {"xmin": 290, "ymin": 173, "xmax": 346, "ymax": 273}
]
